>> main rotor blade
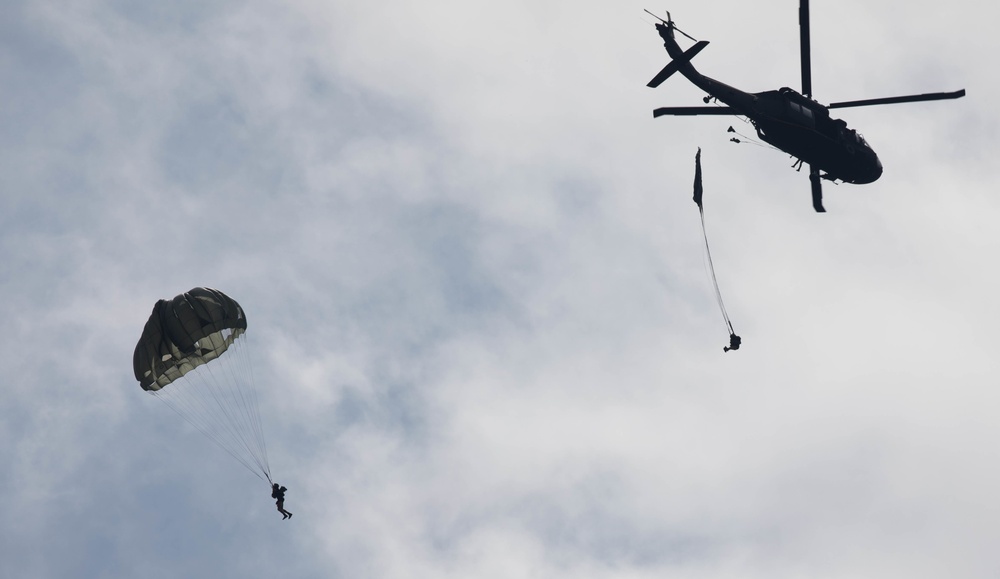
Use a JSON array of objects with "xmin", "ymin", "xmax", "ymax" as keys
[
  {"xmin": 653, "ymin": 106, "xmax": 737, "ymax": 117},
  {"xmin": 829, "ymin": 89, "xmax": 966, "ymax": 109},
  {"xmin": 799, "ymin": 0, "xmax": 812, "ymax": 97},
  {"xmin": 810, "ymin": 166, "xmax": 825, "ymax": 213}
]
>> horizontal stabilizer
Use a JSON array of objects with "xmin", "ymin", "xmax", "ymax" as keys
[
  {"xmin": 647, "ymin": 40, "xmax": 709, "ymax": 88},
  {"xmin": 654, "ymin": 106, "xmax": 736, "ymax": 117}
]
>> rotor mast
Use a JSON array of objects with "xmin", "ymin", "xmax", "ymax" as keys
[
  {"xmin": 798, "ymin": 0, "xmax": 825, "ymax": 211},
  {"xmin": 799, "ymin": 0, "xmax": 812, "ymax": 98}
]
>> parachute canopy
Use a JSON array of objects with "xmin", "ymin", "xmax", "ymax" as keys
[
  {"xmin": 693, "ymin": 147, "xmax": 704, "ymax": 209},
  {"xmin": 133, "ymin": 287, "xmax": 270, "ymax": 482},
  {"xmin": 133, "ymin": 287, "xmax": 247, "ymax": 391}
]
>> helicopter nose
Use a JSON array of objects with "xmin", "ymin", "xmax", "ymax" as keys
[
  {"xmin": 871, "ymin": 156, "xmax": 883, "ymax": 182},
  {"xmin": 855, "ymin": 155, "xmax": 883, "ymax": 184}
]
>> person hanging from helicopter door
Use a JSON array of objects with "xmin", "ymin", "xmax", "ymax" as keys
[
  {"xmin": 724, "ymin": 333, "xmax": 741, "ymax": 352},
  {"xmin": 692, "ymin": 148, "xmax": 741, "ymax": 352}
]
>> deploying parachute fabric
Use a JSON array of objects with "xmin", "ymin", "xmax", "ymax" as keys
[
  {"xmin": 693, "ymin": 149, "xmax": 736, "ymax": 337},
  {"xmin": 134, "ymin": 288, "xmax": 271, "ymax": 483}
]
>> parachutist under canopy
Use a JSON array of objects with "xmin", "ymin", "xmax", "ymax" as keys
[
  {"xmin": 134, "ymin": 288, "xmax": 273, "ymax": 484},
  {"xmin": 723, "ymin": 333, "xmax": 741, "ymax": 352},
  {"xmin": 272, "ymin": 483, "xmax": 293, "ymax": 520}
]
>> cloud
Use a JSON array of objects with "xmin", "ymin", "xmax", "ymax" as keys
[{"xmin": 2, "ymin": 0, "xmax": 998, "ymax": 578}]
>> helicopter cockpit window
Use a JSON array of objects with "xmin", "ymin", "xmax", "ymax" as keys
[{"xmin": 788, "ymin": 102, "xmax": 816, "ymax": 127}]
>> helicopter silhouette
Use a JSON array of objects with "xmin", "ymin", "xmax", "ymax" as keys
[{"xmin": 646, "ymin": 1, "xmax": 966, "ymax": 212}]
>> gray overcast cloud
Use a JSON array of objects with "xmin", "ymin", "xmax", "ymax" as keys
[{"xmin": 2, "ymin": 0, "xmax": 998, "ymax": 577}]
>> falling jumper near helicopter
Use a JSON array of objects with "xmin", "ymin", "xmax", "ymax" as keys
[{"xmin": 645, "ymin": 1, "xmax": 965, "ymax": 212}]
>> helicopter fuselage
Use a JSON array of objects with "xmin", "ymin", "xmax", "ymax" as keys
[{"xmin": 656, "ymin": 22, "xmax": 883, "ymax": 185}]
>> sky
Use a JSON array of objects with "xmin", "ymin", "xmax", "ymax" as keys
[{"xmin": 2, "ymin": 0, "xmax": 998, "ymax": 577}]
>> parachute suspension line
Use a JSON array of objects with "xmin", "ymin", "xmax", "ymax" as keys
[
  {"xmin": 156, "ymin": 377, "xmax": 267, "ymax": 482},
  {"xmin": 151, "ymin": 391, "xmax": 270, "ymax": 482},
  {"xmin": 202, "ymin": 335, "xmax": 270, "ymax": 480},
  {"xmin": 149, "ymin": 336, "xmax": 271, "ymax": 483},
  {"xmin": 201, "ymin": 349, "xmax": 269, "ymax": 479},
  {"xmin": 231, "ymin": 332, "xmax": 270, "ymax": 482},
  {"xmin": 230, "ymin": 333, "xmax": 270, "ymax": 485},
  {"xmin": 699, "ymin": 207, "xmax": 735, "ymax": 335}
]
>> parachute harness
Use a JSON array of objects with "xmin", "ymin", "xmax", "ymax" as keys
[{"xmin": 692, "ymin": 149, "xmax": 737, "ymax": 339}]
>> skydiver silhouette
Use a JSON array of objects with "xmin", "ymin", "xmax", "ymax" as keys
[
  {"xmin": 723, "ymin": 333, "xmax": 741, "ymax": 352},
  {"xmin": 272, "ymin": 483, "xmax": 293, "ymax": 520}
]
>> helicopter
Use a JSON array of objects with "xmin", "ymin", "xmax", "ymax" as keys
[{"xmin": 645, "ymin": 1, "xmax": 966, "ymax": 212}]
